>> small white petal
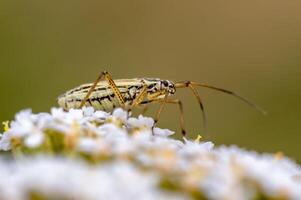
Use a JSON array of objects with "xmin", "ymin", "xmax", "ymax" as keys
[
  {"xmin": 98, "ymin": 124, "xmax": 126, "ymax": 138},
  {"xmin": 112, "ymin": 108, "xmax": 128, "ymax": 122},
  {"xmin": 69, "ymin": 109, "xmax": 84, "ymax": 120},
  {"xmin": 94, "ymin": 110, "xmax": 110, "ymax": 119},
  {"xmin": 153, "ymin": 127, "xmax": 174, "ymax": 137},
  {"xmin": 0, "ymin": 133, "xmax": 11, "ymax": 150},
  {"xmin": 24, "ymin": 133, "xmax": 44, "ymax": 148},
  {"xmin": 127, "ymin": 115, "xmax": 154, "ymax": 129},
  {"xmin": 51, "ymin": 107, "xmax": 65, "ymax": 118},
  {"xmin": 77, "ymin": 137, "xmax": 99, "ymax": 153},
  {"xmin": 83, "ymin": 106, "xmax": 95, "ymax": 116}
]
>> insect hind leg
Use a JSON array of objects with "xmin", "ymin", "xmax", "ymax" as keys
[{"xmin": 79, "ymin": 71, "xmax": 126, "ymax": 109}]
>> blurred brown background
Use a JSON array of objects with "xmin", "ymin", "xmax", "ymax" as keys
[{"xmin": 0, "ymin": 1, "xmax": 300, "ymax": 161}]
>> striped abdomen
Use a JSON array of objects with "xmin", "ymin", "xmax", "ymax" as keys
[{"xmin": 58, "ymin": 80, "xmax": 146, "ymax": 111}]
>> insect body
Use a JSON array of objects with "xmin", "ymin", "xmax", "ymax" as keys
[
  {"xmin": 58, "ymin": 78, "xmax": 175, "ymax": 112},
  {"xmin": 58, "ymin": 71, "xmax": 265, "ymax": 136}
]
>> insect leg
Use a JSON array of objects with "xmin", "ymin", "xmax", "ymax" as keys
[
  {"xmin": 170, "ymin": 81, "xmax": 207, "ymax": 134},
  {"xmin": 80, "ymin": 71, "xmax": 125, "ymax": 108},
  {"xmin": 79, "ymin": 72, "xmax": 105, "ymax": 108},
  {"xmin": 129, "ymin": 80, "xmax": 148, "ymax": 110},
  {"xmin": 150, "ymin": 99, "xmax": 186, "ymax": 137},
  {"xmin": 152, "ymin": 93, "xmax": 169, "ymax": 135},
  {"xmin": 187, "ymin": 84, "xmax": 207, "ymax": 134},
  {"xmin": 175, "ymin": 81, "xmax": 266, "ymax": 115},
  {"xmin": 140, "ymin": 105, "xmax": 149, "ymax": 115}
]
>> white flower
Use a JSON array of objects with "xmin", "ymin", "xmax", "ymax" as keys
[
  {"xmin": 77, "ymin": 137, "xmax": 101, "ymax": 153},
  {"xmin": 181, "ymin": 138, "xmax": 214, "ymax": 156},
  {"xmin": 0, "ymin": 133, "xmax": 11, "ymax": 150},
  {"xmin": 153, "ymin": 127, "xmax": 174, "ymax": 137},
  {"xmin": 0, "ymin": 110, "xmax": 50, "ymax": 150},
  {"xmin": 24, "ymin": 133, "xmax": 44, "ymax": 148},
  {"xmin": 82, "ymin": 106, "xmax": 95, "ymax": 116},
  {"xmin": 127, "ymin": 115, "xmax": 154, "ymax": 129},
  {"xmin": 97, "ymin": 123, "xmax": 126, "ymax": 138},
  {"xmin": 112, "ymin": 108, "xmax": 128, "ymax": 122},
  {"xmin": 0, "ymin": 157, "xmax": 187, "ymax": 200},
  {"xmin": 1, "ymin": 107, "xmax": 301, "ymax": 200},
  {"xmin": 51, "ymin": 107, "xmax": 83, "ymax": 124}
]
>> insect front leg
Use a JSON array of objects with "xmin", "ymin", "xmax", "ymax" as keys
[
  {"xmin": 147, "ymin": 93, "xmax": 169, "ymax": 135},
  {"xmin": 174, "ymin": 81, "xmax": 208, "ymax": 134},
  {"xmin": 139, "ymin": 105, "xmax": 149, "ymax": 115},
  {"xmin": 141, "ymin": 98, "xmax": 186, "ymax": 137},
  {"xmin": 80, "ymin": 71, "xmax": 126, "ymax": 109}
]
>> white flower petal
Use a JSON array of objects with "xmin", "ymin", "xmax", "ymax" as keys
[
  {"xmin": 112, "ymin": 108, "xmax": 128, "ymax": 122},
  {"xmin": 24, "ymin": 133, "xmax": 44, "ymax": 148},
  {"xmin": 153, "ymin": 127, "xmax": 174, "ymax": 137},
  {"xmin": 0, "ymin": 133, "xmax": 11, "ymax": 150},
  {"xmin": 127, "ymin": 115, "xmax": 154, "ymax": 129},
  {"xmin": 83, "ymin": 106, "xmax": 95, "ymax": 116}
]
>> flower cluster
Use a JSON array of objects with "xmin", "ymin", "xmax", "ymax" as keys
[{"xmin": 0, "ymin": 107, "xmax": 300, "ymax": 200}]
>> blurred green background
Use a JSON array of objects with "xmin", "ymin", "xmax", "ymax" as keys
[{"xmin": 0, "ymin": 1, "xmax": 300, "ymax": 161}]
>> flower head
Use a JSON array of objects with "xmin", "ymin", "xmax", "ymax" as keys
[{"xmin": 0, "ymin": 107, "xmax": 300, "ymax": 200}]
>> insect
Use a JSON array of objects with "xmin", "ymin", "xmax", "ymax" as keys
[{"xmin": 57, "ymin": 71, "xmax": 266, "ymax": 136}]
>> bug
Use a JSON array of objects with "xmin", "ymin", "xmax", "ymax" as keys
[{"xmin": 57, "ymin": 71, "xmax": 266, "ymax": 136}]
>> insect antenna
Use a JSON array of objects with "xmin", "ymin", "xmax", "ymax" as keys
[{"xmin": 175, "ymin": 81, "xmax": 267, "ymax": 115}]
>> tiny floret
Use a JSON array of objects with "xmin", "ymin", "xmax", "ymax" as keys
[{"xmin": 2, "ymin": 121, "xmax": 10, "ymax": 132}]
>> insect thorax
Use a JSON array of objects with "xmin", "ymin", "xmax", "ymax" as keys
[{"xmin": 143, "ymin": 78, "xmax": 176, "ymax": 98}]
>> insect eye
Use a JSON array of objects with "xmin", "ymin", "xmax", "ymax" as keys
[{"xmin": 162, "ymin": 81, "xmax": 169, "ymax": 87}]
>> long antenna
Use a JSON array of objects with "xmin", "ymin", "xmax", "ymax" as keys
[{"xmin": 175, "ymin": 81, "xmax": 267, "ymax": 115}]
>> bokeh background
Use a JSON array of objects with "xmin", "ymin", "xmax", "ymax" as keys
[{"xmin": 0, "ymin": 1, "xmax": 300, "ymax": 161}]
